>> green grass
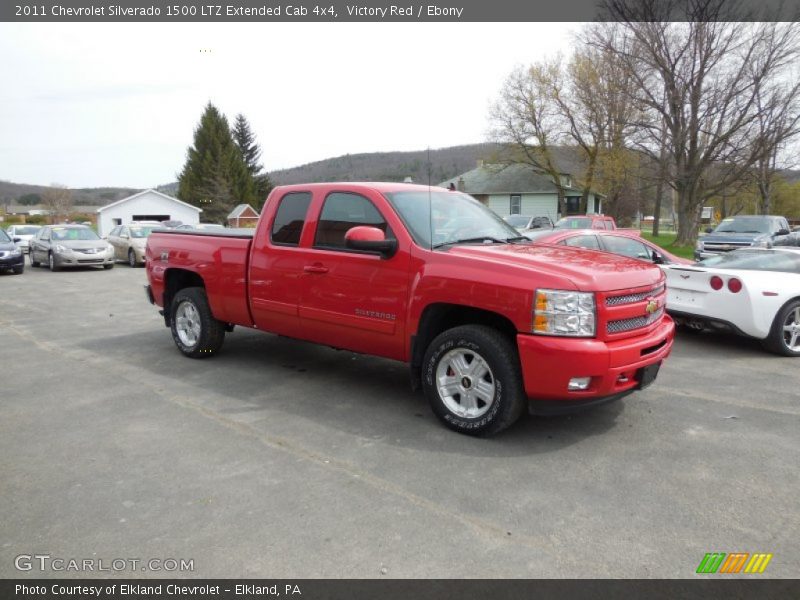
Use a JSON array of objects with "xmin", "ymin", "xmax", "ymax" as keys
[{"xmin": 640, "ymin": 231, "xmax": 696, "ymax": 260}]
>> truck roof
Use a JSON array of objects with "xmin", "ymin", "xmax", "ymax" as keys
[{"xmin": 273, "ymin": 182, "xmax": 448, "ymax": 194}]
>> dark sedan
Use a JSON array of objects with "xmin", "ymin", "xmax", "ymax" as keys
[{"xmin": 0, "ymin": 228, "xmax": 25, "ymax": 274}]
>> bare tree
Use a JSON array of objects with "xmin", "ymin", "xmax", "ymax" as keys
[
  {"xmin": 490, "ymin": 63, "xmax": 570, "ymax": 215},
  {"xmin": 589, "ymin": 2, "xmax": 800, "ymax": 244},
  {"xmin": 41, "ymin": 184, "xmax": 72, "ymax": 223}
]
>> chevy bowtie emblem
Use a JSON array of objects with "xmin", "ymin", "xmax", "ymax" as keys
[{"xmin": 645, "ymin": 298, "xmax": 659, "ymax": 314}]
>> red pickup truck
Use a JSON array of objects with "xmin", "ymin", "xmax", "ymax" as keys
[{"xmin": 145, "ymin": 183, "xmax": 674, "ymax": 436}]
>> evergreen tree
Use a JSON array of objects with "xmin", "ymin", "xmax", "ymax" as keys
[
  {"xmin": 232, "ymin": 113, "xmax": 273, "ymax": 210},
  {"xmin": 178, "ymin": 103, "xmax": 257, "ymax": 223}
]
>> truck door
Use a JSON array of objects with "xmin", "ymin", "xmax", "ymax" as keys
[
  {"xmin": 297, "ymin": 190, "xmax": 410, "ymax": 360},
  {"xmin": 248, "ymin": 191, "xmax": 313, "ymax": 338}
]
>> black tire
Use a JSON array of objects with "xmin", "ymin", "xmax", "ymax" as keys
[
  {"xmin": 763, "ymin": 299, "xmax": 800, "ymax": 357},
  {"xmin": 103, "ymin": 264, "xmax": 114, "ymax": 270},
  {"xmin": 169, "ymin": 287, "xmax": 225, "ymax": 358},
  {"xmin": 30, "ymin": 252, "xmax": 40, "ymax": 267},
  {"xmin": 48, "ymin": 252, "xmax": 60, "ymax": 272},
  {"xmin": 128, "ymin": 249, "xmax": 137, "ymax": 268},
  {"xmin": 421, "ymin": 325, "xmax": 526, "ymax": 436},
  {"xmin": 12, "ymin": 265, "xmax": 24, "ymax": 275}
]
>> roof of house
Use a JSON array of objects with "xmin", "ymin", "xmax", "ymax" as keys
[
  {"xmin": 227, "ymin": 204, "xmax": 259, "ymax": 219},
  {"xmin": 96, "ymin": 189, "xmax": 202, "ymax": 213},
  {"xmin": 440, "ymin": 163, "xmax": 588, "ymax": 196}
]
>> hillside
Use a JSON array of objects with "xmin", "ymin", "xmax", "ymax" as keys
[
  {"xmin": 1, "ymin": 143, "xmax": 503, "ymax": 207},
  {"xmin": 0, "ymin": 181, "xmax": 140, "ymax": 208},
  {"xmin": 268, "ymin": 143, "xmax": 501, "ymax": 186}
]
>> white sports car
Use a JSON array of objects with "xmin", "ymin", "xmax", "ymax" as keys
[{"xmin": 665, "ymin": 248, "xmax": 800, "ymax": 356}]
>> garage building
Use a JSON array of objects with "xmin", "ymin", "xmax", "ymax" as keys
[{"xmin": 96, "ymin": 189, "xmax": 202, "ymax": 237}]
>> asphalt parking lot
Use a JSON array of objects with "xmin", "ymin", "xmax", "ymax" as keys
[{"xmin": 1, "ymin": 263, "xmax": 798, "ymax": 579}]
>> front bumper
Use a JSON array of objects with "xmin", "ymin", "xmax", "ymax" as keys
[
  {"xmin": 517, "ymin": 316, "xmax": 675, "ymax": 408},
  {"xmin": 0, "ymin": 252, "xmax": 25, "ymax": 268},
  {"xmin": 53, "ymin": 251, "xmax": 115, "ymax": 267}
]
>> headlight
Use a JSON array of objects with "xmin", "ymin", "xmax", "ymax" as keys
[
  {"xmin": 10, "ymin": 248, "xmax": 22, "ymax": 257},
  {"xmin": 752, "ymin": 238, "xmax": 770, "ymax": 248},
  {"xmin": 55, "ymin": 244, "xmax": 69, "ymax": 254},
  {"xmin": 695, "ymin": 240, "xmax": 704, "ymax": 251},
  {"xmin": 533, "ymin": 289, "xmax": 596, "ymax": 337}
]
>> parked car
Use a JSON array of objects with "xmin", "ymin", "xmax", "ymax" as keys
[
  {"xmin": 5, "ymin": 224, "xmax": 41, "ymax": 254},
  {"xmin": 0, "ymin": 228, "xmax": 25, "ymax": 274},
  {"xmin": 524, "ymin": 229, "xmax": 693, "ymax": 266},
  {"xmin": 665, "ymin": 248, "xmax": 800, "ymax": 356},
  {"xmin": 107, "ymin": 223, "xmax": 162, "ymax": 267},
  {"xmin": 176, "ymin": 223, "xmax": 227, "ymax": 232},
  {"xmin": 555, "ymin": 215, "xmax": 617, "ymax": 230},
  {"xmin": 502, "ymin": 215, "xmax": 554, "ymax": 231},
  {"xmin": 144, "ymin": 182, "xmax": 674, "ymax": 436},
  {"xmin": 29, "ymin": 224, "xmax": 115, "ymax": 271},
  {"xmin": 695, "ymin": 215, "xmax": 792, "ymax": 260}
]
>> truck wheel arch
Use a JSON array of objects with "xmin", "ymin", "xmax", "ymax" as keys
[
  {"xmin": 410, "ymin": 303, "xmax": 519, "ymax": 391},
  {"xmin": 162, "ymin": 269, "xmax": 206, "ymax": 327}
]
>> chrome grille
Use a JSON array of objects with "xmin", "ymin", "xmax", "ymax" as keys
[
  {"xmin": 606, "ymin": 285, "xmax": 665, "ymax": 306},
  {"xmin": 607, "ymin": 308, "xmax": 664, "ymax": 334},
  {"xmin": 703, "ymin": 242, "xmax": 750, "ymax": 252}
]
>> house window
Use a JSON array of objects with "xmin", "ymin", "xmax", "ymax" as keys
[
  {"xmin": 566, "ymin": 197, "xmax": 580, "ymax": 215},
  {"xmin": 112, "ymin": 218, "xmax": 122, "ymax": 226},
  {"xmin": 510, "ymin": 195, "xmax": 521, "ymax": 215}
]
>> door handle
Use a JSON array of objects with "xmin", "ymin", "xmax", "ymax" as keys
[{"xmin": 303, "ymin": 264, "xmax": 329, "ymax": 274}]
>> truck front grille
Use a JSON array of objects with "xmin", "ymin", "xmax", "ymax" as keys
[
  {"xmin": 606, "ymin": 284, "xmax": 665, "ymax": 306},
  {"xmin": 607, "ymin": 307, "xmax": 664, "ymax": 334},
  {"xmin": 703, "ymin": 242, "xmax": 751, "ymax": 252}
]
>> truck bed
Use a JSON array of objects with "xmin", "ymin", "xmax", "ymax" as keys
[{"xmin": 146, "ymin": 229, "xmax": 255, "ymax": 327}]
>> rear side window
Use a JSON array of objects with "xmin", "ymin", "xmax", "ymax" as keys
[
  {"xmin": 602, "ymin": 236, "xmax": 651, "ymax": 260},
  {"xmin": 271, "ymin": 192, "xmax": 312, "ymax": 245},
  {"xmin": 314, "ymin": 192, "xmax": 391, "ymax": 250},
  {"xmin": 563, "ymin": 234, "xmax": 600, "ymax": 250}
]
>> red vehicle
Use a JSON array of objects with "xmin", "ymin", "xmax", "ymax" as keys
[
  {"xmin": 145, "ymin": 183, "xmax": 674, "ymax": 436},
  {"xmin": 524, "ymin": 229, "xmax": 694, "ymax": 266},
  {"xmin": 555, "ymin": 214, "xmax": 618, "ymax": 230}
]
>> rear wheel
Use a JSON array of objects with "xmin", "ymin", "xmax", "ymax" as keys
[
  {"xmin": 128, "ymin": 249, "xmax": 137, "ymax": 267},
  {"xmin": 170, "ymin": 287, "xmax": 225, "ymax": 358},
  {"xmin": 763, "ymin": 300, "xmax": 800, "ymax": 357},
  {"xmin": 421, "ymin": 325, "xmax": 526, "ymax": 436}
]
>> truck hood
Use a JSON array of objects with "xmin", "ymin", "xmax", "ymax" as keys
[
  {"xmin": 702, "ymin": 232, "xmax": 768, "ymax": 245},
  {"xmin": 444, "ymin": 243, "xmax": 663, "ymax": 292}
]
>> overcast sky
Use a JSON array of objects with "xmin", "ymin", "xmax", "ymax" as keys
[{"xmin": 0, "ymin": 22, "xmax": 578, "ymax": 188}]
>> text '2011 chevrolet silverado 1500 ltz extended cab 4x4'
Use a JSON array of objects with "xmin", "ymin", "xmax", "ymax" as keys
[{"xmin": 145, "ymin": 183, "xmax": 675, "ymax": 436}]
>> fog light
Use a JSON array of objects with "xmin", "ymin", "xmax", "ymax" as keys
[{"xmin": 568, "ymin": 377, "xmax": 592, "ymax": 391}]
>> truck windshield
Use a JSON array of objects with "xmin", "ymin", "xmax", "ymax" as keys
[
  {"xmin": 384, "ymin": 190, "xmax": 524, "ymax": 249},
  {"xmin": 555, "ymin": 217, "xmax": 592, "ymax": 229},
  {"xmin": 713, "ymin": 218, "xmax": 772, "ymax": 234}
]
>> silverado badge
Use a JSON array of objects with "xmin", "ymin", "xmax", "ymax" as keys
[{"xmin": 645, "ymin": 298, "xmax": 659, "ymax": 314}]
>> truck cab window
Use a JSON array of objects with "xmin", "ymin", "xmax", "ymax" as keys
[
  {"xmin": 314, "ymin": 192, "xmax": 392, "ymax": 249},
  {"xmin": 271, "ymin": 192, "xmax": 312, "ymax": 245}
]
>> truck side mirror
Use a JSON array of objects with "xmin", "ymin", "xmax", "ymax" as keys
[
  {"xmin": 345, "ymin": 226, "xmax": 397, "ymax": 258},
  {"xmin": 776, "ymin": 228, "xmax": 790, "ymax": 236},
  {"xmin": 13, "ymin": 237, "xmax": 21, "ymax": 243}
]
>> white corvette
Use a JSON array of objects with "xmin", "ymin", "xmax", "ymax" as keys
[{"xmin": 664, "ymin": 248, "xmax": 800, "ymax": 356}]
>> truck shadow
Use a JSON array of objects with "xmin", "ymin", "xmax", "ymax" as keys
[{"xmin": 81, "ymin": 328, "xmax": 626, "ymax": 457}]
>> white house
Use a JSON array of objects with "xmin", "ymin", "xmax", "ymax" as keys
[
  {"xmin": 96, "ymin": 189, "xmax": 201, "ymax": 237},
  {"xmin": 441, "ymin": 163, "xmax": 603, "ymax": 220}
]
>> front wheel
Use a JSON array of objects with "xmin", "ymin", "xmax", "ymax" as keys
[
  {"xmin": 763, "ymin": 300, "xmax": 800, "ymax": 357},
  {"xmin": 30, "ymin": 252, "xmax": 40, "ymax": 267},
  {"xmin": 48, "ymin": 252, "xmax": 60, "ymax": 272},
  {"xmin": 170, "ymin": 287, "xmax": 225, "ymax": 358},
  {"xmin": 421, "ymin": 325, "xmax": 526, "ymax": 436},
  {"xmin": 12, "ymin": 265, "xmax": 24, "ymax": 275}
]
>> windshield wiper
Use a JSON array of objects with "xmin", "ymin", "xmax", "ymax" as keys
[{"xmin": 432, "ymin": 236, "xmax": 509, "ymax": 249}]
